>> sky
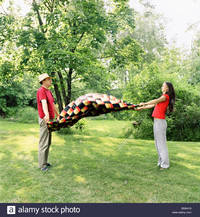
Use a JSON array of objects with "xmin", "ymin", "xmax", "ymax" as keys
[
  {"xmin": 1, "ymin": 0, "xmax": 200, "ymax": 50},
  {"xmin": 129, "ymin": 0, "xmax": 200, "ymax": 50}
]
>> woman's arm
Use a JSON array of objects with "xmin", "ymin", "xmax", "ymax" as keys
[
  {"xmin": 140, "ymin": 95, "xmax": 166, "ymax": 106},
  {"xmin": 136, "ymin": 104, "xmax": 155, "ymax": 111}
]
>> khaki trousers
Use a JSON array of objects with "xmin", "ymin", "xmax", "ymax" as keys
[{"xmin": 38, "ymin": 118, "xmax": 52, "ymax": 169}]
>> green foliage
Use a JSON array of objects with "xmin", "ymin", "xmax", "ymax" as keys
[
  {"xmin": 56, "ymin": 127, "xmax": 73, "ymax": 135},
  {"xmin": 186, "ymin": 32, "xmax": 200, "ymax": 85},
  {"xmin": 74, "ymin": 118, "xmax": 87, "ymax": 130},
  {"xmin": 57, "ymin": 118, "xmax": 87, "ymax": 135},
  {"xmin": 87, "ymin": 113, "xmax": 116, "ymax": 120},
  {"xmin": 118, "ymin": 123, "xmax": 134, "ymax": 139},
  {"xmin": 111, "ymin": 110, "xmax": 132, "ymax": 121},
  {"xmin": 0, "ymin": 0, "xmax": 143, "ymax": 112},
  {"xmin": 11, "ymin": 0, "xmax": 141, "ymax": 107},
  {"xmin": 0, "ymin": 74, "xmax": 38, "ymax": 117},
  {"xmin": 17, "ymin": 0, "xmax": 115, "ymax": 78},
  {"xmin": 0, "ymin": 81, "xmax": 25, "ymax": 116},
  {"xmin": 0, "ymin": 61, "xmax": 16, "ymax": 82},
  {"xmin": 10, "ymin": 106, "xmax": 38, "ymax": 123},
  {"xmin": 0, "ymin": 14, "xmax": 15, "ymax": 47},
  {"xmin": 132, "ymin": 3, "xmax": 167, "ymax": 64},
  {"xmin": 167, "ymin": 87, "xmax": 200, "ymax": 141}
]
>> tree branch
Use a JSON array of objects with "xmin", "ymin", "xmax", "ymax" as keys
[
  {"xmin": 0, "ymin": 6, "xmax": 8, "ymax": 16},
  {"xmin": 43, "ymin": 1, "xmax": 51, "ymax": 12},
  {"xmin": 43, "ymin": 0, "xmax": 55, "ymax": 13},
  {"xmin": 32, "ymin": 0, "xmax": 45, "ymax": 33},
  {"xmin": 72, "ymin": 32, "xmax": 85, "ymax": 53}
]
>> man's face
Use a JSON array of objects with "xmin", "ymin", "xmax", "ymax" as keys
[{"xmin": 43, "ymin": 77, "xmax": 52, "ymax": 87}]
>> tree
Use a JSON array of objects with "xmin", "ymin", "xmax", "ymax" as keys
[
  {"xmin": 99, "ymin": 1, "xmax": 144, "ymax": 91},
  {"xmin": 132, "ymin": 0, "xmax": 168, "ymax": 65},
  {"xmin": 15, "ymin": 0, "xmax": 140, "ymax": 111},
  {"xmin": 186, "ymin": 31, "xmax": 200, "ymax": 84}
]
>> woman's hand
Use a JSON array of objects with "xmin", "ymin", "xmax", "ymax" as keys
[
  {"xmin": 135, "ymin": 104, "xmax": 155, "ymax": 111},
  {"xmin": 135, "ymin": 106, "xmax": 144, "ymax": 111},
  {"xmin": 139, "ymin": 102, "xmax": 146, "ymax": 106}
]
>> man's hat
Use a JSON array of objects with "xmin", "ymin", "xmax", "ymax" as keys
[{"xmin": 39, "ymin": 73, "xmax": 51, "ymax": 82}]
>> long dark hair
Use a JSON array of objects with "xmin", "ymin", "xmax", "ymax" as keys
[{"xmin": 165, "ymin": 82, "xmax": 175, "ymax": 113}]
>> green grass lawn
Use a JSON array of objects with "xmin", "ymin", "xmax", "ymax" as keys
[{"xmin": 0, "ymin": 118, "xmax": 200, "ymax": 203}]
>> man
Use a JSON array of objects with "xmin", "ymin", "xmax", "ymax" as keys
[{"xmin": 36, "ymin": 73, "xmax": 59, "ymax": 171}]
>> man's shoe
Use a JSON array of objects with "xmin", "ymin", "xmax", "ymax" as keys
[
  {"xmin": 41, "ymin": 166, "xmax": 48, "ymax": 172},
  {"xmin": 46, "ymin": 163, "xmax": 52, "ymax": 167}
]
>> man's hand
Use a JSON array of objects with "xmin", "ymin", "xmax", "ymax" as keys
[
  {"xmin": 44, "ymin": 114, "xmax": 50, "ymax": 123},
  {"xmin": 56, "ymin": 115, "xmax": 60, "ymax": 122}
]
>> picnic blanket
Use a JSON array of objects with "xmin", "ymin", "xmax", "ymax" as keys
[{"xmin": 47, "ymin": 93, "xmax": 138, "ymax": 131}]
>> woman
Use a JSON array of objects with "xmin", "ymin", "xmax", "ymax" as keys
[{"xmin": 136, "ymin": 82, "xmax": 175, "ymax": 170}]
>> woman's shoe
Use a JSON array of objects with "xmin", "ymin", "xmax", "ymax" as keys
[
  {"xmin": 160, "ymin": 167, "xmax": 168, "ymax": 170},
  {"xmin": 41, "ymin": 166, "xmax": 48, "ymax": 172}
]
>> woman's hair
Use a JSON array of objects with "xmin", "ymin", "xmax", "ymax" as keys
[{"xmin": 165, "ymin": 82, "xmax": 175, "ymax": 113}]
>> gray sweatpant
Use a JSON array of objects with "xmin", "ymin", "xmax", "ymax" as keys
[
  {"xmin": 38, "ymin": 118, "xmax": 52, "ymax": 169},
  {"xmin": 153, "ymin": 118, "xmax": 169, "ymax": 168}
]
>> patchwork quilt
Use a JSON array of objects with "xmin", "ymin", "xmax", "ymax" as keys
[{"xmin": 47, "ymin": 93, "xmax": 138, "ymax": 131}]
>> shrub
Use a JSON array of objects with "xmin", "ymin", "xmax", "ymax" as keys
[
  {"xmin": 0, "ymin": 74, "xmax": 38, "ymax": 117},
  {"xmin": 56, "ymin": 127, "xmax": 73, "ymax": 135},
  {"xmin": 57, "ymin": 119, "xmax": 87, "ymax": 135},
  {"xmin": 87, "ymin": 113, "xmax": 115, "ymax": 120},
  {"xmin": 11, "ymin": 106, "xmax": 38, "ymax": 123},
  {"xmin": 74, "ymin": 118, "xmax": 87, "ymax": 131},
  {"xmin": 119, "ymin": 124, "xmax": 135, "ymax": 139}
]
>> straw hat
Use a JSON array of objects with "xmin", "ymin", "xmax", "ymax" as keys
[{"xmin": 39, "ymin": 73, "xmax": 51, "ymax": 83}]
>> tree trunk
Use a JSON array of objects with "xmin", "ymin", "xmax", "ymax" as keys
[
  {"xmin": 53, "ymin": 83, "xmax": 63, "ymax": 112},
  {"xmin": 51, "ymin": 72, "xmax": 63, "ymax": 112},
  {"xmin": 57, "ymin": 71, "xmax": 68, "ymax": 106},
  {"xmin": 66, "ymin": 68, "xmax": 73, "ymax": 105}
]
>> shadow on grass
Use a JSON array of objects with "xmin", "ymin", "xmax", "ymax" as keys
[{"xmin": 30, "ymin": 134, "xmax": 200, "ymax": 202}]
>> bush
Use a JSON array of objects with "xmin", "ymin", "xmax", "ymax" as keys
[
  {"xmin": 56, "ymin": 127, "xmax": 73, "ymax": 135},
  {"xmin": 11, "ymin": 106, "xmax": 38, "ymax": 123},
  {"xmin": 110, "ymin": 110, "xmax": 133, "ymax": 120},
  {"xmin": 74, "ymin": 118, "xmax": 87, "ymax": 131},
  {"xmin": 119, "ymin": 124, "xmax": 135, "ymax": 139},
  {"xmin": 57, "ymin": 119, "xmax": 87, "ymax": 135},
  {"xmin": 0, "ymin": 74, "xmax": 38, "ymax": 117},
  {"xmin": 0, "ymin": 82, "xmax": 24, "ymax": 116},
  {"xmin": 166, "ymin": 90, "xmax": 200, "ymax": 141},
  {"xmin": 132, "ymin": 118, "xmax": 154, "ymax": 139},
  {"xmin": 87, "ymin": 113, "xmax": 116, "ymax": 120}
]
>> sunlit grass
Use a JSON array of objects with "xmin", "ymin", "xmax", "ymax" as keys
[{"xmin": 0, "ymin": 118, "xmax": 200, "ymax": 203}]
